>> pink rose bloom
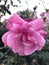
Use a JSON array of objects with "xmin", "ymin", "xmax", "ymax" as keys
[{"xmin": 2, "ymin": 14, "xmax": 47, "ymax": 56}]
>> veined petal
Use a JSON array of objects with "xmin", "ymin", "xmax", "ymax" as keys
[
  {"xmin": 38, "ymin": 29, "xmax": 47, "ymax": 38},
  {"xmin": 32, "ymin": 31, "xmax": 45, "ymax": 47},
  {"xmin": 2, "ymin": 31, "xmax": 11, "ymax": 46},
  {"xmin": 12, "ymin": 41, "xmax": 22, "ymax": 53},
  {"xmin": 23, "ymin": 44, "xmax": 38, "ymax": 55},
  {"xmin": 7, "ymin": 32, "xmax": 22, "ymax": 54},
  {"xmin": 8, "ymin": 14, "xmax": 25, "ymax": 25},
  {"xmin": 30, "ymin": 19, "xmax": 45, "ymax": 31},
  {"xmin": 7, "ymin": 33, "xmax": 16, "ymax": 48},
  {"xmin": 6, "ymin": 21, "xmax": 12, "ymax": 30}
]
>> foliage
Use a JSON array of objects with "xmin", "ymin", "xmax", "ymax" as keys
[
  {"xmin": 0, "ymin": 0, "xmax": 21, "ymax": 19},
  {"xmin": 17, "ymin": 8, "xmax": 37, "ymax": 19}
]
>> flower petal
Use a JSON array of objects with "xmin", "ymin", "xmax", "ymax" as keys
[
  {"xmin": 8, "ymin": 14, "xmax": 25, "ymax": 25},
  {"xmin": 30, "ymin": 19, "xmax": 45, "ymax": 31},
  {"xmin": 23, "ymin": 44, "xmax": 38, "ymax": 55},
  {"xmin": 12, "ymin": 41, "xmax": 22, "ymax": 53},
  {"xmin": 32, "ymin": 31, "xmax": 45, "ymax": 47},
  {"xmin": 2, "ymin": 31, "xmax": 11, "ymax": 46},
  {"xmin": 38, "ymin": 30, "xmax": 47, "ymax": 38},
  {"xmin": 7, "ymin": 33, "xmax": 16, "ymax": 48},
  {"xmin": 6, "ymin": 21, "xmax": 12, "ymax": 30},
  {"xmin": 7, "ymin": 33, "xmax": 22, "ymax": 53}
]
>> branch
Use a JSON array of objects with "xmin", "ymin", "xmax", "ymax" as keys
[{"xmin": 10, "ymin": 0, "xmax": 18, "ymax": 7}]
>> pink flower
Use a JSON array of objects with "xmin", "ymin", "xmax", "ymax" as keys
[
  {"xmin": 40, "ymin": 12, "xmax": 45, "ymax": 17},
  {"xmin": 2, "ymin": 14, "xmax": 47, "ymax": 56}
]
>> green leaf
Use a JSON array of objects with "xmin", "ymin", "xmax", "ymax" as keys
[{"xmin": 11, "ymin": 0, "xmax": 13, "ymax": 5}]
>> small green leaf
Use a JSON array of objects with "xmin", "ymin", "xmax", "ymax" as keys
[{"xmin": 11, "ymin": 0, "xmax": 13, "ymax": 5}]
